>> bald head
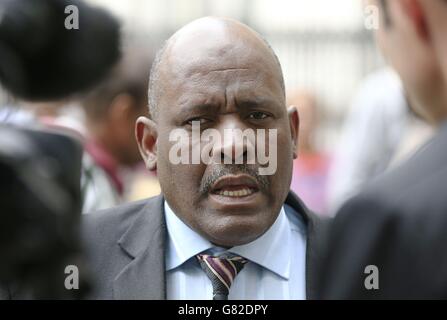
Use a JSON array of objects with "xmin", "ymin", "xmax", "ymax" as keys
[{"xmin": 148, "ymin": 17, "xmax": 285, "ymax": 120}]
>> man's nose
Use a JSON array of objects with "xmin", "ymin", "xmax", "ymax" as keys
[{"xmin": 213, "ymin": 119, "xmax": 253, "ymax": 165}]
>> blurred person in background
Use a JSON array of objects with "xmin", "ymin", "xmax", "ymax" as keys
[
  {"xmin": 80, "ymin": 49, "xmax": 153, "ymax": 212},
  {"xmin": 289, "ymin": 90, "xmax": 330, "ymax": 215},
  {"xmin": 21, "ymin": 48, "xmax": 154, "ymax": 213},
  {"xmin": 0, "ymin": 0, "xmax": 121, "ymax": 299},
  {"xmin": 318, "ymin": 0, "xmax": 447, "ymax": 299},
  {"xmin": 327, "ymin": 68, "xmax": 434, "ymax": 214}
]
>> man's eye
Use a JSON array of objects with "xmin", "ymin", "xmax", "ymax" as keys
[
  {"xmin": 187, "ymin": 118, "xmax": 211, "ymax": 126},
  {"xmin": 248, "ymin": 112, "xmax": 269, "ymax": 120}
]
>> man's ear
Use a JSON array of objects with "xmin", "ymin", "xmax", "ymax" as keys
[
  {"xmin": 136, "ymin": 116, "xmax": 158, "ymax": 171},
  {"xmin": 287, "ymin": 105, "xmax": 300, "ymax": 159},
  {"xmin": 399, "ymin": 0, "xmax": 429, "ymax": 41}
]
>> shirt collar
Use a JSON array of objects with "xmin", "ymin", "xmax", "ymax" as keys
[
  {"xmin": 164, "ymin": 200, "xmax": 212, "ymax": 271},
  {"xmin": 164, "ymin": 201, "xmax": 291, "ymax": 280}
]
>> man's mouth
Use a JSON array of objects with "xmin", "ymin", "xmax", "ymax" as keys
[
  {"xmin": 210, "ymin": 175, "xmax": 259, "ymax": 198},
  {"xmin": 214, "ymin": 186, "xmax": 257, "ymax": 197}
]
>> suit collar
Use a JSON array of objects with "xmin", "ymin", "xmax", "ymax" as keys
[{"xmin": 285, "ymin": 192, "xmax": 326, "ymax": 300}]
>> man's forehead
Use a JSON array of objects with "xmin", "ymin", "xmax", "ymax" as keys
[
  {"xmin": 161, "ymin": 18, "xmax": 281, "ymax": 80},
  {"xmin": 164, "ymin": 64, "xmax": 283, "ymax": 108}
]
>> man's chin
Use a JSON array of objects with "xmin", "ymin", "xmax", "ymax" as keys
[
  {"xmin": 199, "ymin": 214, "xmax": 272, "ymax": 248},
  {"xmin": 208, "ymin": 231, "xmax": 264, "ymax": 248},
  {"xmin": 194, "ymin": 192, "xmax": 278, "ymax": 247}
]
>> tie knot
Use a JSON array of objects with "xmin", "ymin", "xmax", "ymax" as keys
[{"xmin": 196, "ymin": 254, "xmax": 248, "ymax": 300}]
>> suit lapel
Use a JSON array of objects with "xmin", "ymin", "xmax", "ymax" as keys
[
  {"xmin": 113, "ymin": 195, "xmax": 167, "ymax": 300},
  {"xmin": 285, "ymin": 192, "xmax": 328, "ymax": 300}
]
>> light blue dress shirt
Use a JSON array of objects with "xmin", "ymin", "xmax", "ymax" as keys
[{"xmin": 164, "ymin": 201, "xmax": 307, "ymax": 300}]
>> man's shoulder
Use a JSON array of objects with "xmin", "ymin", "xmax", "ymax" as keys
[
  {"xmin": 331, "ymin": 128, "xmax": 447, "ymax": 252},
  {"xmin": 84, "ymin": 198, "xmax": 146, "ymax": 223},
  {"xmin": 0, "ymin": 286, "xmax": 10, "ymax": 300},
  {"xmin": 332, "ymin": 145, "xmax": 447, "ymax": 257},
  {"xmin": 80, "ymin": 195, "xmax": 165, "ymax": 299},
  {"xmin": 320, "ymin": 151, "xmax": 447, "ymax": 298},
  {"xmin": 356, "ymin": 127, "xmax": 447, "ymax": 210},
  {"xmin": 82, "ymin": 195, "xmax": 163, "ymax": 242}
]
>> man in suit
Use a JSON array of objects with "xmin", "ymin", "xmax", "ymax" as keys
[
  {"xmin": 318, "ymin": 0, "xmax": 447, "ymax": 299},
  {"xmin": 81, "ymin": 17, "xmax": 328, "ymax": 300}
]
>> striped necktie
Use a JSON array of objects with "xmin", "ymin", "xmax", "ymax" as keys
[{"xmin": 196, "ymin": 253, "xmax": 249, "ymax": 300}]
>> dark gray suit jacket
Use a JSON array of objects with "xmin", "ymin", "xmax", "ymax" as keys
[
  {"xmin": 81, "ymin": 191, "xmax": 328, "ymax": 300},
  {"xmin": 318, "ymin": 123, "xmax": 447, "ymax": 299}
]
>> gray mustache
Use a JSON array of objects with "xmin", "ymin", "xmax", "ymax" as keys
[{"xmin": 199, "ymin": 164, "xmax": 270, "ymax": 196}]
